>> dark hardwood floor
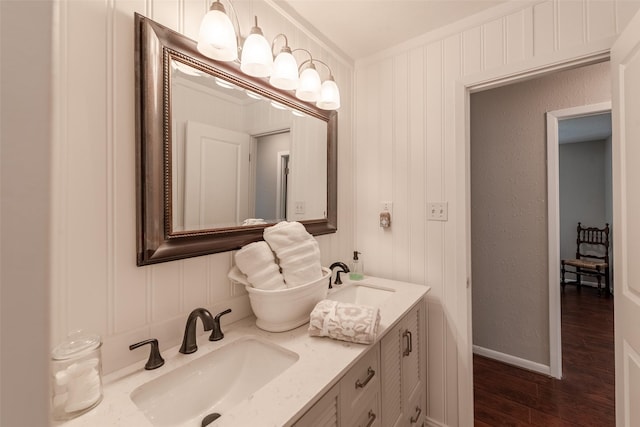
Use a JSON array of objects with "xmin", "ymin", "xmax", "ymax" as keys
[{"xmin": 473, "ymin": 285, "xmax": 615, "ymax": 426}]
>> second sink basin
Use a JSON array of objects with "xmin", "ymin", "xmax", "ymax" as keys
[
  {"xmin": 328, "ymin": 283, "xmax": 395, "ymax": 306},
  {"xmin": 130, "ymin": 336, "xmax": 299, "ymax": 426}
]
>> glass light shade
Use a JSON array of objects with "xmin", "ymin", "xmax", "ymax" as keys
[
  {"xmin": 196, "ymin": 4, "xmax": 238, "ymax": 61},
  {"xmin": 317, "ymin": 78, "xmax": 341, "ymax": 110},
  {"xmin": 295, "ymin": 66, "xmax": 321, "ymax": 102},
  {"xmin": 269, "ymin": 49, "xmax": 298, "ymax": 90},
  {"xmin": 240, "ymin": 28, "xmax": 273, "ymax": 77}
]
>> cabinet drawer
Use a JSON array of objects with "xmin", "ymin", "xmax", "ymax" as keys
[
  {"xmin": 350, "ymin": 389, "xmax": 380, "ymax": 427},
  {"xmin": 405, "ymin": 389, "xmax": 424, "ymax": 426},
  {"xmin": 340, "ymin": 345, "xmax": 380, "ymax": 419}
]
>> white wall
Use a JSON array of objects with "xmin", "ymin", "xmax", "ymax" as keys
[
  {"xmin": 1, "ymin": 2, "xmax": 53, "ymax": 425},
  {"xmin": 355, "ymin": 1, "xmax": 639, "ymax": 425},
  {"xmin": 50, "ymin": 0, "xmax": 354, "ymax": 377}
]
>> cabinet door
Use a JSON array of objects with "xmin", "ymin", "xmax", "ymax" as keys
[
  {"xmin": 402, "ymin": 304, "xmax": 422, "ymax": 408},
  {"xmin": 380, "ymin": 322, "xmax": 402, "ymax": 427},
  {"xmin": 293, "ymin": 383, "xmax": 340, "ymax": 427}
]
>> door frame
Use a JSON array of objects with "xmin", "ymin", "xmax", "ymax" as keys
[
  {"xmin": 546, "ymin": 101, "xmax": 612, "ymax": 379},
  {"xmin": 455, "ymin": 48, "xmax": 611, "ymax": 423}
]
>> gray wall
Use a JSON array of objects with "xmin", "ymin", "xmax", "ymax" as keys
[
  {"xmin": 559, "ymin": 139, "xmax": 611, "ymax": 265},
  {"xmin": 470, "ymin": 61, "xmax": 610, "ymax": 365},
  {"xmin": 255, "ymin": 132, "xmax": 290, "ymax": 220}
]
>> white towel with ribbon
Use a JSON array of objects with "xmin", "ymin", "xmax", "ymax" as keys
[
  {"xmin": 263, "ymin": 221, "xmax": 323, "ymax": 288},
  {"xmin": 234, "ymin": 241, "xmax": 286, "ymax": 290}
]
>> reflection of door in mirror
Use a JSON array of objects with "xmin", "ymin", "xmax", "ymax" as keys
[
  {"xmin": 182, "ymin": 122, "xmax": 250, "ymax": 230},
  {"xmin": 253, "ymin": 132, "xmax": 291, "ymax": 222}
]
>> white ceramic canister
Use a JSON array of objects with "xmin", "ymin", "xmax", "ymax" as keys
[{"xmin": 51, "ymin": 331, "xmax": 103, "ymax": 420}]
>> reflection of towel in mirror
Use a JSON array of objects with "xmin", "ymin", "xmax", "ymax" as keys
[
  {"xmin": 308, "ymin": 300, "xmax": 381, "ymax": 345},
  {"xmin": 234, "ymin": 241, "xmax": 286, "ymax": 290},
  {"xmin": 263, "ymin": 221, "xmax": 323, "ymax": 288}
]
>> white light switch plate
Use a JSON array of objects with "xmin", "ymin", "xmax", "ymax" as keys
[{"xmin": 427, "ymin": 202, "xmax": 448, "ymax": 221}]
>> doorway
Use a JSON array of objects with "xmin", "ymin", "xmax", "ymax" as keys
[{"xmin": 470, "ymin": 63, "xmax": 616, "ymax": 423}]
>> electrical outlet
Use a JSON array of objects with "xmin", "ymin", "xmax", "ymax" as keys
[
  {"xmin": 295, "ymin": 201, "xmax": 306, "ymax": 214},
  {"xmin": 380, "ymin": 201, "xmax": 393, "ymax": 214},
  {"xmin": 427, "ymin": 202, "xmax": 448, "ymax": 221}
]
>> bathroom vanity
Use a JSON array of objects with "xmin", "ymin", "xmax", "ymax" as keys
[{"xmin": 53, "ymin": 276, "xmax": 428, "ymax": 427}]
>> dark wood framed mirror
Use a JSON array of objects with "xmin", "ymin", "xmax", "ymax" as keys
[{"xmin": 135, "ymin": 13, "xmax": 337, "ymax": 266}]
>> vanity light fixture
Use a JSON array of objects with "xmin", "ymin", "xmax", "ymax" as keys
[
  {"xmin": 240, "ymin": 16, "xmax": 273, "ymax": 77},
  {"xmin": 197, "ymin": 0, "xmax": 239, "ymax": 61},
  {"xmin": 269, "ymin": 34, "xmax": 298, "ymax": 90},
  {"xmin": 196, "ymin": 0, "xmax": 340, "ymax": 109}
]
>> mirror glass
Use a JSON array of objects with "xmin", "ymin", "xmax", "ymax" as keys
[
  {"xmin": 170, "ymin": 59, "xmax": 327, "ymax": 232},
  {"xmin": 135, "ymin": 14, "xmax": 337, "ymax": 265}
]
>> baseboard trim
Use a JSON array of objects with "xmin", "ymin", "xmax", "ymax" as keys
[{"xmin": 473, "ymin": 345, "xmax": 551, "ymax": 376}]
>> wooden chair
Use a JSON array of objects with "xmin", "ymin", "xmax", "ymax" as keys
[{"xmin": 561, "ymin": 222, "xmax": 610, "ymax": 296}]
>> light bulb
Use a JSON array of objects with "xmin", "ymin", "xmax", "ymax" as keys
[
  {"xmin": 295, "ymin": 64, "xmax": 321, "ymax": 102},
  {"xmin": 316, "ymin": 77, "xmax": 340, "ymax": 110},
  {"xmin": 270, "ymin": 47, "xmax": 298, "ymax": 90},
  {"xmin": 240, "ymin": 17, "xmax": 273, "ymax": 78},
  {"xmin": 196, "ymin": 1, "xmax": 238, "ymax": 61}
]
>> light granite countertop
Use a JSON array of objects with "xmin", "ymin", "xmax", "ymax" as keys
[{"xmin": 54, "ymin": 276, "xmax": 429, "ymax": 427}]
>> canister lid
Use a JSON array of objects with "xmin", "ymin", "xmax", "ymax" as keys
[{"xmin": 52, "ymin": 331, "xmax": 101, "ymax": 360}]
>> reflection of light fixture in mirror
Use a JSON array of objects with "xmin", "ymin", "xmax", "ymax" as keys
[
  {"xmin": 270, "ymin": 34, "xmax": 298, "ymax": 90},
  {"xmin": 240, "ymin": 16, "xmax": 273, "ymax": 78},
  {"xmin": 171, "ymin": 60, "xmax": 204, "ymax": 77},
  {"xmin": 270, "ymin": 101, "xmax": 288, "ymax": 110},
  {"xmin": 197, "ymin": 0, "xmax": 240, "ymax": 61},
  {"xmin": 214, "ymin": 77, "xmax": 235, "ymax": 89},
  {"xmin": 245, "ymin": 90, "xmax": 263, "ymax": 100}
]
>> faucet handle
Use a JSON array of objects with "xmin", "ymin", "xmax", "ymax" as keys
[
  {"xmin": 129, "ymin": 338, "xmax": 165, "ymax": 370},
  {"xmin": 210, "ymin": 309, "xmax": 232, "ymax": 341}
]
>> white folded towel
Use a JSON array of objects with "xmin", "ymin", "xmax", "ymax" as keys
[
  {"xmin": 227, "ymin": 265, "xmax": 250, "ymax": 286},
  {"xmin": 308, "ymin": 300, "xmax": 381, "ymax": 345},
  {"xmin": 234, "ymin": 241, "xmax": 286, "ymax": 290},
  {"xmin": 263, "ymin": 221, "xmax": 322, "ymax": 288}
]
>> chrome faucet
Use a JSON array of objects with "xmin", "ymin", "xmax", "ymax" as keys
[
  {"xmin": 179, "ymin": 308, "xmax": 214, "ymax": 354},
  {"xmin": 329, "ymin": 262, "xmax": 350, "ymax": 288}
]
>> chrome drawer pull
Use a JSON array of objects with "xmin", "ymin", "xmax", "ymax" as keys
[
  {"xmin": 366, "ymin": 410, "xmax": 377, "ymax": 427},
  {"xmin": 355, "ymin": 367, "xmax": 375, "ymax": 389},
  {"xmin": 410, "ymin": 406, "xmax": 422, "ymax": 424}
]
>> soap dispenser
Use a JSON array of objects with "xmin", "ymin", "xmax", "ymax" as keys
[{"xmin": 349, "ymin": 251, "xmax": 364, "ymax": 281}]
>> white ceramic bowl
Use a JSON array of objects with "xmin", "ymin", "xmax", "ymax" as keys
[{"xmin": 245, "ymin": 267, "xmax": 331, "ymax": 332}]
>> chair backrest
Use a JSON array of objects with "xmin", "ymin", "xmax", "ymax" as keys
[{"xmin": 575, "ymin": 222, "xmax": 610, "ymax": 263}]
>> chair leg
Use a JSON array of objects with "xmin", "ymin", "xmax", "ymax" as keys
[
  {"xmin": 596, "ymin": 274, "xmax": 602, "ymax": 296},
  {"xmin": 561, "ymin": 262, "xmax": 566, "ymax": 292},
  {"xmin": 605, "ymin": 268, "xmax": 611, "ymax": 297},
  {"xmin": 576, "ymin": 268, "xmax": 582, "ymax": 290}
]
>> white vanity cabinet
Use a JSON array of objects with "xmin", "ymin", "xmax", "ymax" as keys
[
  {"xmin": 293, "ymin": 383, "xmax": 340, "ymax": 427},
  {"xmin": 293, "ymin": 345, "xmax": 380, "ymax": 427},
  {"xmin": 293, "ymin": 299, "xmax": 425, "ymax": 427},
  {"xmin": 380, "ymin": 303, "xmax": 425, "ymax": 426}
]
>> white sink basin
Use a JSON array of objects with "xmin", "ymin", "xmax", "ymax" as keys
[
  {"xmin": 328, "ymin": 283, "xmax": 395, "ymax": 306},
  {"xmin": 130, "ymin": 336, "xmax": 299, "ymax": 426}
]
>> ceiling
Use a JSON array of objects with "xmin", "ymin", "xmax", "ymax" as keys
[
  {"xmin": 559, "ymin": 113, "xmax": 612, "ymax": 145},
  {"xmin": 276, "ymin": 0, "xmax": 509, "ymax": 61}
]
